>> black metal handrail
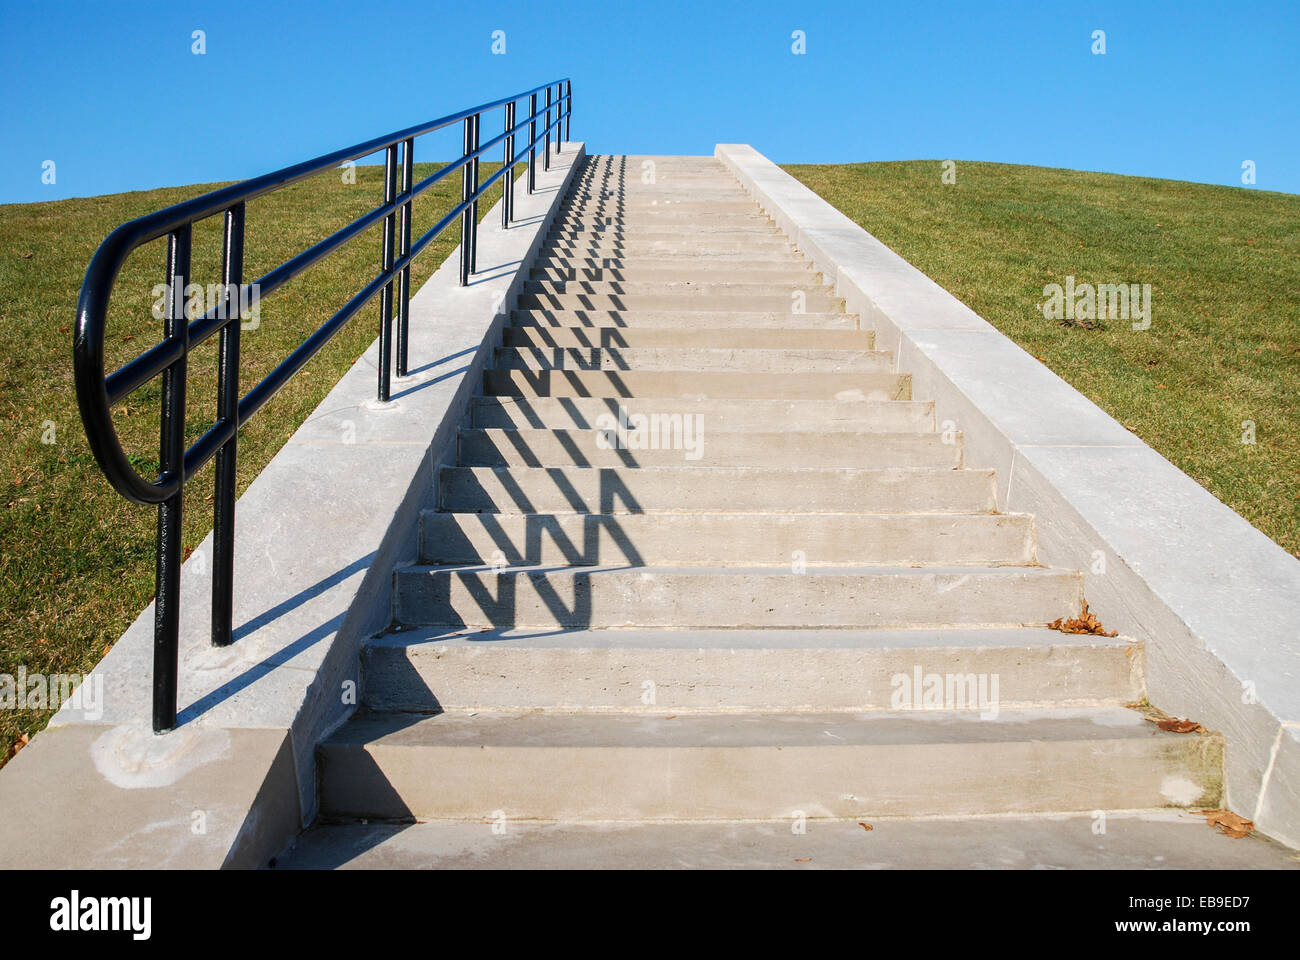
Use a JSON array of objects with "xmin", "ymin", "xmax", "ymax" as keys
[{"xmin": 73, "ymin": 79, "xmax": 572, "ymax": 732}]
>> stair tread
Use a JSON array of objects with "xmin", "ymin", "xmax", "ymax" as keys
[
  {"xmin": 275, "ymin": 814, "xmax": 1298, "ymax": 870},
  {"xmin": 368, "ymin": 625, "xmax": 1129, "ymax": 651},
  {"xmin": 323, "ymin": 704, "xmax": 1186, "ymax": 749},
  {"xmin": 400, "ymin": 562, "xmax": 1070, "ymax": 576}
]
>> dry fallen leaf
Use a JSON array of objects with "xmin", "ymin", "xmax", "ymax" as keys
[
  {"xmin": 858, "ymin": 822, "xmax": 872, "ymax": 832},
  {"xmin": 3, "ymin": 733, "xmax": 30, "ymax": 765},
  {"xmin": 1048, "ymin": 601, "xmax": 1118, "ymax": 637},
  {"xmin": 1198, "ymin": 809, "xmax": 1254, "ymax": 839},
  {"xmin": 794, "ymin": 857, "xmax": 811, "ymax": 863},
  {"xmin": 1150, "ymin": 717, "xmax": 1205, "ymax": 734}
]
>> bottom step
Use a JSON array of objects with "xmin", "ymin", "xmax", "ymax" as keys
[
  {"xmin": 318, "ymin": 706, "xmax": 1222, "ymax": 821},
  {"xmin": 276, "ymin": 813, "xmax": 1299, "ymax": 870}
]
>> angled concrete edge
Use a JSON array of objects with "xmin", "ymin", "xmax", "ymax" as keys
[
  {"xmin": 716, "ymin": 143, "xmax": 1300, "ymax": 848},
  {"xmin": 0, "ymin": 143, "xmax": 587, "ymax": 869}
]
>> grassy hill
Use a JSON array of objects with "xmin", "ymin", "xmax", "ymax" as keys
[
  {"xmin": 0, "ymin": 161, "xmax": 512, "ymax": 763},
  {"xmin": 786, "ymin": 160, "xmax": 1299, "ymax": 561}
]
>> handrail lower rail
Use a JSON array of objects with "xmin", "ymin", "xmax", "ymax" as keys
[{"xmin": 72, "ymin": 79, "xmax": 572, "ymax": 732}]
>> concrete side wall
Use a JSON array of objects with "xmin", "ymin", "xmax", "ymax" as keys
[
  {"xmin": 0, "ymin": 143, "xmax": 587, "ymax": 869},
  {"xmin": 716, "ymin": 143, "xmax": 1300, "ymax": 847}
]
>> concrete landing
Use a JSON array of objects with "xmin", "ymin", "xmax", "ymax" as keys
[{"xmin": 275, "ymin": 813, "xmax": 1300, "ymax": 870}]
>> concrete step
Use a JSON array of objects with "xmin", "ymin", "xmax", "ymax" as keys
[
  {"xmin": 522, "ymin": 279, "xmax": 831, "ymax": 299},
  {"xmin": 511, "ymin": 309, "xmax": 860, "ymax": 330},
  {"xmin": 361, "ymin": 626, "xmax": 1140, "ymax": 713},
  {"xmin": 543, "ymin": 238, "xmax": 796, "ymax": 256},
  {"xmin": 418, "ymin": 511, "xmax": 1031, "ymax": 566},
  {"xmin": 551, "ymin": 213, "xmax": 774, "ymax": 228},
  {"xmin": 530, "ymin": 265, "xmax": 817, "ymax": 283},
  {"xmin": 455, "ymin": 428, "xmax": 960, "ymax": 469},
  {"xmin": 516, "ymin": 292, "xmax": 844, "ymax": 313},
  {"xmin": 437, "ymin": 465, "xmax": 995, "ymax": 514},
  {"xmin": 469, "ymin": 396, "xmax": 933, "ymax": 433},
  {"xmin": 535, "ymin": 251, "xmax": 812, "ymax": 268},
  {"xmin": 492, "ymin": 346, "xmax": 892, "ymax": 373},
  {"xmin": 391, "ymin": 563, "xmax": 1082, "ymax": 629},
  {"xmin": 316, "ymin": 706, "xmax": 1220, "ymax": 821},
  {"xmin": 484, "ymin": 369, "xmax": 909, "ymax": 400},
  {"xmin": 501, "ymin": 326, "xmax": 873, "ymax": 351},
  {"xmin": 558, "ymin": 200, "xmax": 762, "ymax": 215},
  {"xmin": 546, "ymin": 227, "xmax": 780, "ymax": 243},
  {"xmin": 277, "ymin": 812, "xmax": 1299, "ymax": 870}
]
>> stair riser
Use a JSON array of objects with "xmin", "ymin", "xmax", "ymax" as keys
[
  {"xmin": 542, "ymin": 240, "xmax": 795, "ymax": 256},
  {"xmin": 492, "ymin": 347, "xmax": 892, "ymax": 374},
  {"xmin": 418, "ymin": 513, "xmax": 1031, "ymax": 565},
  {"xmin": 470, "ymin": 397, "xmax": 933, "ymax": 433},
  {"xmin": 501, "ymin": 328, "xmax": 872, "ymax": 350},
  {"xmin": 362, "ymin": 641, "xmax": 1142, "ymax": 713},
  {"xmin": 511, "ymin": 310, "xmax": 860, "ymax": 329},
  {"xmin": 558, "ymin": 201, "xmax": 762, "ymax": 215},
  {"xmin": 516, "ymin": 294, "xmax": 844, "ymax": 312},
  {"xmin": 551, "ymin": 214, "xmax": 775, "ymax": 228},
  {"xmin": 456, "ymin": 429, "xmax": 960, "ymax": 469},
  {"xmin": 484, "ymin": 370, "xmax": 910, "ymax": 401},
  {"xmin": 392, "ymin": 568, "xmax": 1083, "ymax": 629},
  {"xmin": 319, "ymin": 736, "xmax": 1219, "ymax": 821},
  {"xmin": 530, "ymin": 267, "xmax": 816, "ymax": 283},
  {"xmin": 438, "ymin": 466, "xmax": 995, "ymax": 514},
  {"xmin": 535, "ymin": 253, "xmax": 810, "ymax": 268},
  {"xmin": 523, "ymin": 281, "xmax": 828, "ymax": 298}
]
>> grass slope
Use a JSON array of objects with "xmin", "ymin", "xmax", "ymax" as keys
[
  {"xmin": 786, "ymin": 160, "xmax": 1299, "ymax": 559},
  {"xmin": 0, "ymin": 160, "xmax": 515, "ymax": 762}
]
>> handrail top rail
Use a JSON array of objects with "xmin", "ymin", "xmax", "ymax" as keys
[
  {"xmin": 73, "ymin": 80, "xmax": 571, "ymax": 507},
  {"xmin": 81, "ymin": 78, "xmax": 570, "ymax": 256}
]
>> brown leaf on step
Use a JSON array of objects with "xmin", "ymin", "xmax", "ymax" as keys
[
  {"xmin": 858, "ymin": 822, "xmax": 872, "ymax": 832},
  {"xmin": 1047, "ymin": 601, "xmax": 1118, "ymax": 637},
  {"xmin": 1149, "ymin": 717, "xmax": 1205, "ymax": 734},
  {"xmin": 794, "ymin": 857, "xmax": 811, "ymax": 862},
  {"xmin": 1198, "ymin": 809, "xmax": 1254, "ymax": 839},
  {"xmin": 664, "ymin": 715, "xmax": 676, "ymax": 720}
]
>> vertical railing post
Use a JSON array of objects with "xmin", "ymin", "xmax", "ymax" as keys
[
  {"xmin": 502, "ymin": 101, "xmax": 514, "ymax": 229},
  {"xmin": 528, "ymin": 93, "xmax": 537, "ymax": 194},
  {"xmin": 555, "ymin": 83, "xmax": 562, "ymax": 154},
  {"xmin": 154, "ymin": 224, "xmax": 191, "ymax": 734},
  {"xmin": 565, "ymin": 79, "xmax": 572, "ymax": 142},
  {"xmin": 544, "ymin": 86, "xmax": 552, "ymax": 171},
  {"xmin": 396, "ymin": 137, "xmax": 414, "ymax": 377},
  {"xmin": 377, "ymin": 144, "xmax": 398, "ymax": 401},
  {"xmin": 212, "ymin": 203, "xmax": 244, "ymax": 650},
  {"xmin": 469, "ymin": 112, "xmax": 480, "ymax": 275},
  {"xmin": 460, "ymin": 116, "xmax": 474, "ymax": 285}
]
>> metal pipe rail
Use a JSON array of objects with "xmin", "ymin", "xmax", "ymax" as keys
[{"xmin": 72, "ymin": 79, "xmax": 572, "ymax": 733}]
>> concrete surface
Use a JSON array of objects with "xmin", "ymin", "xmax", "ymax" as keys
[
  {"xmin": 274, "ymin": 813, "xmax": 1300, "ymax": 870},
  {"xmin": 716, "ymin": 142, "xmax": 1300, "ymax": 849}
]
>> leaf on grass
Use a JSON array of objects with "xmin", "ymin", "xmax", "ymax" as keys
[
  {"xmin": 1048, "ymin": 601, "xmax": 1118, "ymax": 637},
  {"xmin": 1149, "ymin": 717, "xmax": 1205, "ymax": 734},
  {"xmin": 1198, "ymin": 809, "xmax": 1254, "ymax": 839},
  {"xmin": 858, "ymin": 822, "xmax": 872, "ymax": 832},
  {"xmin": 3, "ymin": 733, "xmax": 30, "ymax": 765}
]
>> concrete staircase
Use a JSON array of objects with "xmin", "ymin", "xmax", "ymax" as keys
[{"xmin": 290, "ymin": 156, "xmax": 1241, "ymax": 866}]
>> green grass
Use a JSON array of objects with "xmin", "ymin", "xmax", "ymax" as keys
[
  {"xmin": 0, "ymin": 160, "xmax": 517, "ymax": 763},
  {"xmin": 785, "ymin": 160, "xmax": 1300, "ymax": 560}
]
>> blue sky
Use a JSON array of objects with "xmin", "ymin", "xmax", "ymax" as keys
[{"xmin": 2, "ymin": 0, "xmax": 1297, "ymax": 203}]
